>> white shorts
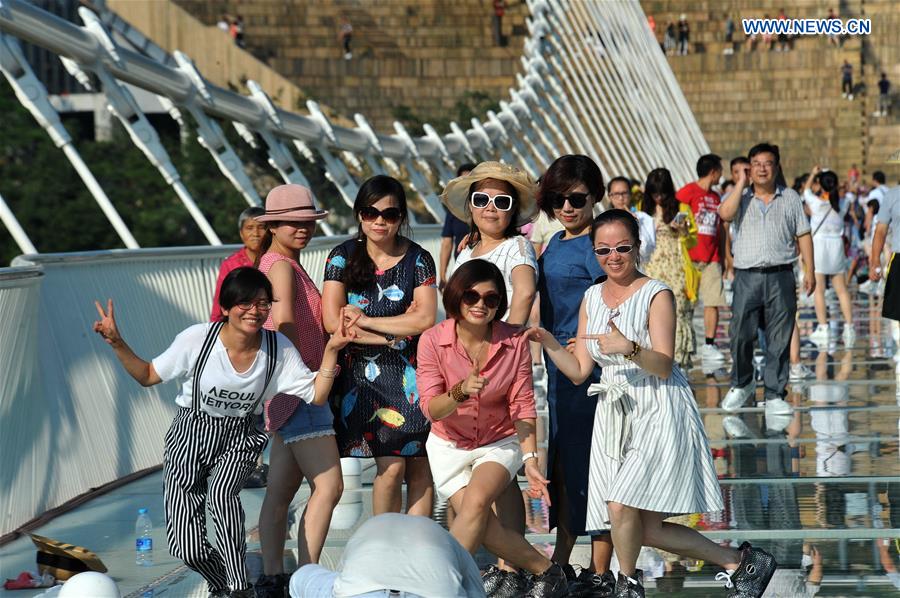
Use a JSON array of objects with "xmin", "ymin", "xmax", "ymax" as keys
[{"xmin": 426, "ymin": 433, "xmax": 522, "ymax": 501}]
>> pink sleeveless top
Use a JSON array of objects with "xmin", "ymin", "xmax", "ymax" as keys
[{"xmin": 258, "ymin": 252, "xmax": 327, "ymax": 431}]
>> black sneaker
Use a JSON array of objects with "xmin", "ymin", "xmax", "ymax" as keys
[
  {"xmin": 243, "ymin": 464, "xmax": 269, "ymax": 488},
  {"xmin": 525, "ymin": 562, "xmax": 568, "ymax": 598},
  {"xmin": 208, "ymin": 591, "xmax": 229, "ymax": 598},
  {"xmin": 614, "ymin": 570, "xmax": 644, "ymax": 598},
  {"xmin": 570, "ymin": 569, "xmax": 616, "ymax": 597},
  {"xmin": 253, "ymin": 573, "xmax": 288, "ymax": 598},
  {"xmin": 720, "ymin": 542, "xmax": 777, "ymax": 597},
  {"xmin": 492, "ymin": 569, "xmax": 529, "ymax": 597},
  {"xmin": 229, "ymin": 587, "xmax": 254, "ymax": 598}
]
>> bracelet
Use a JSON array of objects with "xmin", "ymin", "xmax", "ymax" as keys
[
  {"xmin": 521, "ymin": 451, "xmax": 538, "ymax": 464},
  {"xmin": 449, "ymin": 381, "xmax": 469, "ymax": 403},
  {"xmin": 318, "ymin": 365, "xmax": 341, "ymax": 379},
  {"xmin": 624, "ymin": 340, "xmax": 641, "ymax": 361}
]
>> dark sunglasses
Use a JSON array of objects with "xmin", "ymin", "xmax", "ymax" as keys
[
  {"xmin": 548, "ymin": 192, "xmax": 590, "ymax": 210},
  {"xmin": 359, "ymin": 206, "xmax": 403, "ymax": 224},
  {"xmin": 470, "ymin": 191, "xmax": 514, "ymax": 211},
  {"xmin": 593, "ymin": 244, "xmax": 634, "ymax": 256},
  {"xmin": 461, "ymin": 289, "xmax": 502, "ymax": 309}
]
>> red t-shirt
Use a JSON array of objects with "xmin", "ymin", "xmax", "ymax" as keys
[
  {"xmin": 209, "ymin": 248, "xmax": 254, "ymax": 321},
  {"xmin": 677, "ymin": 182, "xmax": 721, "ymax": 263}
]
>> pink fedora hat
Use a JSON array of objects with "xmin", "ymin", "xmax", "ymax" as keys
[{"xmin": 256, "ymin": 184, "xmax": 329, "ymax": 222}]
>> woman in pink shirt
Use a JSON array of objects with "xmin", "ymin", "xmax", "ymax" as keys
[
  {"xmin": 253, "ymin": 185, "xmax": 342, "ymax": 598},
  {"xmin": 416, "ymin": 260, "xmax": 567, "ymax": 597}
]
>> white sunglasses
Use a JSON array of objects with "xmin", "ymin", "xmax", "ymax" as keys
[{"xmin": 470, "ymin": 191, "xmax": 514, "ymax": 211}]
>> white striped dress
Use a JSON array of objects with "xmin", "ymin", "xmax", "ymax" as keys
[{"xmin": 583, "ymin": 278, "xmax": 723, "ymax": 532}]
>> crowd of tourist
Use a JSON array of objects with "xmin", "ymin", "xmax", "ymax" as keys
[{"xmin": 92, "ymin": 145, "xmax": 898, "ymax": 597}]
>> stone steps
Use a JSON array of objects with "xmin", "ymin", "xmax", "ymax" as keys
[
  {"xmin": 172, "ymin": 0, "xmax": 531, "ymax": 130},
  {"xmin": 640, "ymin": 0, "xmax": 898, "ymax": 181}
]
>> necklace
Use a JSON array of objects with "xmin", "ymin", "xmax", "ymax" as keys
[
  {"xmin": 370, "ymin": 241, "xmax": 405, "ymax": 274},
  {"xmin": 604, "ymin": 278, "xmax": 639, "ymax": 319},
  {"xmin": 458, "ymin": 326, "xmax": 490, "ymax": 370}
]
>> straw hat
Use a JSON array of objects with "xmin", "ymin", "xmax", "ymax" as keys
[
  {"xmin": 440, "ymin": 161, "xmax": 538, "ymax": 227},
  {"xmin": 255, "ymin": 184, "xmax": 328, "ymax": 222},
  {"xmin": 30, "ymin": 534, "xmax": 107, "ymax": 581}
]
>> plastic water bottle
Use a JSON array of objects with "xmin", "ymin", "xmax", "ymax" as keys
[{"xmin": 135, "ymin": 508, "xmax": 153, "ymax": 566}]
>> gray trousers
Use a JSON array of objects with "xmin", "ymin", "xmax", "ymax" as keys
[{"xmin": 730, "ymin": 268, "xmax": 797, "ymax": 398}]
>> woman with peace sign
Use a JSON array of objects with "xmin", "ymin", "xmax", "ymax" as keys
[
  {"xmin": 416, "ymin": 259, "xmax": 568, "ymax": 598},
  {"xmin": 527, "ymin": 210, "xmax": 777, "ymax": 598},
  {"xmin": 92, "ymin": 267, "xmax": 356, "ymax": 598}
]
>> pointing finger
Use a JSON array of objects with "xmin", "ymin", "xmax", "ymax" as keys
[
  {"xmin": 107, "ymin": 299, "xmax": 114, "ymax": 318},
  {"xmin": 94, "ymin": 300, "xmax": 106, "ymax": 319}
]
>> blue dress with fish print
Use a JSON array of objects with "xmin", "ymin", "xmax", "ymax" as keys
[{"xmin": 324, "ymin": 239, "xmax": 436, "ymax": 457}]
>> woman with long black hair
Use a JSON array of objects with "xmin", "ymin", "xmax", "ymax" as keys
[
  {"xmin": 322, "ymin": 175, "xmax": 438, "ymax": 517},
  {"xmin": 92, "ymin": 267, "xmax": 354, "ymax": 598},
  {"xmin": 642, "ymin": 168, "xmax": 698, "ymax": 367},
  {"xmin": 802, "ymin": 166, "xmax": 855, "ymax": 347}
]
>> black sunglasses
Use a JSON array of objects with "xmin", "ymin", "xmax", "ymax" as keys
[
  {"xmin": 548, "ymin": 192, "xmax": 590, "ymax": 210},
  {"xmin": 359, "ymin": 206, "xmax": 403, "ymax": 224},
  {"xmin": 593, "ymin": 244, "xmax": 634, "ymax": 256},
  {"xmin": 461, "ymin": 289, "xmax": 502, "ymax": 309}
]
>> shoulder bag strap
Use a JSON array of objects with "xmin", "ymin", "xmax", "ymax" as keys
[
  {"xmin": 192, "ymin": 321, "xmax": 225, "ymax": 413},
  {"xmin": 812, "ymin": 205, "xmax": 835, "ymax": 238}
]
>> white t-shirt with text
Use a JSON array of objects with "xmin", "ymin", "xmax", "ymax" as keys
[{"xmin": 152, "ymin": 323, "xmax": 316, "ymax": 418}]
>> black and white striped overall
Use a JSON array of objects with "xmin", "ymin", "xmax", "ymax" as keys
[{"xmin": 162, "ymin": 321, "xmax": 275, "ymax": 593}]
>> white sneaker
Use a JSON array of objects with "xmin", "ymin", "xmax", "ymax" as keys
[
  {"xmin": 843, "ymin": 324, "xmax": 856, "ymax": 347},
  {"xmin": 765, "ymin": 397, "xmax": 793, "ymax": 416},
  {"xmin": 765, "ymin": 399, "xmax": 793, "ymax": 433},
  {"xmin": 765, "ymin": 411, "xmax": 792, "ymax": 433},
  {"xmin": 790, "ymin": 363, "xmax": 814, "ymax": 380},
  {"xmin": 722, "ymin": 382, "xmax": 756, "ymax": 411},
  {"xmin": 723, "ymin": 416, "xmax": 755, "ymax": 439},
  {"xmin": 810, "ymin": 324, "xmax": 831, "ymax": 346},
  {"xmin": 700, "ymin": 343, "xmax": 726, "ymax": 362}
]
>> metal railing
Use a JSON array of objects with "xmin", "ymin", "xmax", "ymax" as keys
[{"xmin": 0, "ymin": 0, "xmax": 707, "ymax": 255}]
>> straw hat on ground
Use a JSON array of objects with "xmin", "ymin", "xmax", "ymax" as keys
[
  {"xmin": 255, "ymin": 184, "xmax": 328, "ymax": 222},
  {"xmin": 440, "ymin": 161, "xmax": 538, "ymax": 226}
]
